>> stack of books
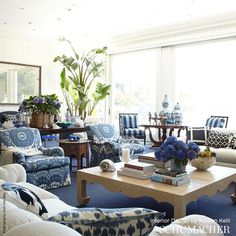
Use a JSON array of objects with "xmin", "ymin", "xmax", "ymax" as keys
[
  {"xmin": 151, "ymin": 169, "xmax": 190, "ymax": 186},
  {"xmin": 117, "ymin": 160, "xmax": 155, "ymax": 179},
  {"xmin": 138, "ymin": 152, "xmax": 171, "ymax": 168}
]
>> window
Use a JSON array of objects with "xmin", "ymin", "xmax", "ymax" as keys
[
  {"xmin": 174, "ymin": 38, "xmax": 236, "ymax": 127},
  {"xmin": 110, "ymin": 49, "xmax": 159, "ymax": 128}
]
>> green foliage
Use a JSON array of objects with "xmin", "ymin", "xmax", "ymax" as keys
[
  {"xmin": 54, "ymin": 39, "xmax": 111, "ymax": 119},
  {"xmin": 19, "ymin": 94, "xmax": 61, "ymax": 115}
]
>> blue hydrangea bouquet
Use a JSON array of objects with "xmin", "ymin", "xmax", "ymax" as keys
[{"xmin": 154, "ymin": 136, "xmax": 200, "ymax": 170}]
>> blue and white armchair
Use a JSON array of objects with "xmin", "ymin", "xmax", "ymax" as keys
[
  {"xmin": 86, "ymin": 123, "xmax": 145, "ymax": 167},
  {"xmin": 0, "ymin": 127, "xmax": 71, "ymax": 189}
]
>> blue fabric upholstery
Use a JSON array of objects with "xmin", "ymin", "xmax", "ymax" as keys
[
  {"xmin": 86, "ymin": 124, "xmax": 145, "ymax": 167},
  {"xmin": 0, "ymin": 127, "xmax": 71, "ymax": 189},
  {"xmin": 122, "ymin": 114, "xmax": 138, "ymax": 128},
  {"xmin": 48, "ymin": 207, "xmax": 164, "ymax": 236},
  {"xmin": 205, "ymin": 117, "xmax": 226, "ymax": 128},
  {"xmin": 119, "ymin": 113, "xmax": 145, "ymax": 139}
]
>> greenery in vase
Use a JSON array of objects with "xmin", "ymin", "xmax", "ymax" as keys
[
  {"xmin": 19, "ymin": 94, "xmax": 61, "ymax": 115},
  {"xmin": 53, "ymin": 38, "xmax": 111, "ymax": 119},
  {"xmin": 154, "ymin": 136, "xmax": 200, "ymax": 167}
]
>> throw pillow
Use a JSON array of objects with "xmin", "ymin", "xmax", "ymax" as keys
[
  {"xmin": 205, "ymin": 130, "xmax": 230, "ymax": 148},
  {"xmin": 228, "ymin": 136, "xmax": 236, "ymax": 149},
  {"xmin": 205, "ymin": 117, "xmax": 226, "ymax": 128},
  {"xmin": 1, "ymin": 182, "xmax": 48, "ymax": 219},
  {"xmin": 48, "ymin": 207, "xmax": 165, "ymax": 236},
  {"xmin": 187, "ymin": 126, "xmax": 208, "ymax": 145},
  {"xmin": 3, "ymin": 114, "xmax": 18, "ymax": 123}
]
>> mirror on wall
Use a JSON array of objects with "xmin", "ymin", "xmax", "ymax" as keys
[{"xmin": 0, "ymin": 61, "xmax": 41, "ymax": 104}]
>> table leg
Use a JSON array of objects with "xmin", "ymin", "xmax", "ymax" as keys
[
  {"xmin": 77, "ymin": 177, "xmax": 90, "ymax": 205},
  {"xmin": 230, "ymin": 182, "xmax": 236, "ymax": 203},
  {"xmin": 173, "ymin": 200, "xmax": 187, "ymax": 219}
]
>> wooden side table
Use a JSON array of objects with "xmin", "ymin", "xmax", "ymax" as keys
[{"xmin": 58, "ymin": 139, "xmax": 90, "ymax": 170}]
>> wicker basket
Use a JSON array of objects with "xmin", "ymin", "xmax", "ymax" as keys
[{"xmin": 31, "ymin": 112, "xmax": 53, "ymax": 128}]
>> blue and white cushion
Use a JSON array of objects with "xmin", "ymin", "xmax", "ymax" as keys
[
  {"xmin": 124, "ymin": 128, "xmax": 145, "ymax": 139},
  {"xmin": 205, "ymin": 117, "xmax": 226, "ymax": 128},
  {"xmin": 1, "ymin": 182, "xmax": 48, "ymax": 219},
  {"xmin": 48, "ymin": 207, "xmax": 164, "ymax": 236}
]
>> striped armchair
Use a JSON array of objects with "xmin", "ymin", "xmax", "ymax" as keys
[
  {"xmin": 119, "ymin": 113, "xmax": 145, "ymax": 139},
  {"xmin": 205, "ymin": 115, "xmax": 229, "ymax": 128}
]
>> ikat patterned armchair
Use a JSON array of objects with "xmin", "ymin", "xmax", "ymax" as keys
[
  {"xmin": 0, "ymin": 127, "xmax": 71, "ymax": 189},
  {"xmin": 86, "ymin": 123, "xmax": 145, "ymax": 167}
]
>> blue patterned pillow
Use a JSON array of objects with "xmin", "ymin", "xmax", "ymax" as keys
[
  {"xmin": 1, "ymin": 182, "xmax": 48, "ymax": 219},
  {"xmin": 47, "ymin": 207, "xmax": 164, "ymax": 236}
]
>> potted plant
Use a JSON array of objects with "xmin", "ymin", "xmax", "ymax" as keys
[
  {"xmin": 53, "ymin": 38, "xmax": 111, "ymax": 120},
  {"xmin": 19, "ymin": 94, "xmax": 61, "ymax": 128}
]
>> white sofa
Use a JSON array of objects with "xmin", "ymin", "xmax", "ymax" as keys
[{"xmin": 0, "ymin": 164, "xmax": 223, "ymax": 236}]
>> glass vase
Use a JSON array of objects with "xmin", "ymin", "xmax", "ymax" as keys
[{"xmin": 170, "ymin": 159, "xmax": 186, "ymax": 173}]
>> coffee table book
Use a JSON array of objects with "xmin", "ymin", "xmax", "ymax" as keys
[
  {"xmin": 124, "ymin": 160, "xmax": 155, "ymax": 171},
  {"xmin": 117, "ymin": 168, "xmax": 154, "ymax": 179},
  {"xmin": 151, "ymin": 173, "xmax": 190, "ymax": 186},
  {"xmin": 138, "ymin": 152, "xmax": 171, "ymax": 168}
]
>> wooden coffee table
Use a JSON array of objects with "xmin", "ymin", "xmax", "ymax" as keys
[{"xmin": 77, "ymin": 163, "xmax": 236, "ymax": 219}]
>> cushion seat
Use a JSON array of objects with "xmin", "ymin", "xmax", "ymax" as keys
[
  {"xmin": 23, "ymin": 155, "xmax": 70, "ymax": 172},
  {"xmin": 124, "ymin": 128, "xmax": 145, "ymax": 139}
]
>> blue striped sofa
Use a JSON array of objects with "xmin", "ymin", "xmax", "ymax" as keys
[{"xmin": 119, "ymin": 113, "xmax": 145, "ymax": 139}]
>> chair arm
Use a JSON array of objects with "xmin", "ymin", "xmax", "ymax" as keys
[
  {"xmin": 0, "ymin": 163, "xmax": 27, "ymax": 182},
  {"xmin": 39, "ymin": 146, "xmax": 64, "ymax": 156},
  {"xmin": 13, "ymin": 152, "xmax": 26, "ymax": 164}
]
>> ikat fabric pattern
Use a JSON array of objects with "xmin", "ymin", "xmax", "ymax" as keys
[
  {"xmin": 48, "ymin": 207, "xmax": 164, "ymax": 236},
  {"xmin": 0, "ymin": 127, "xmax": 71, "ymax": 190},
  {"xmin": 86, "ymin": 124, "xmax": 117, "ymax": 141},
  {"xmin": 0, "ymin": 127, "xmax": 42, "ymax": 149},
  {"xmin": 2, "ymin": 182, "xmax": 48, "ymax": 219},
  {"xmin": 205, "ymin": 130, "xmax": 231, "ymax": 148}
]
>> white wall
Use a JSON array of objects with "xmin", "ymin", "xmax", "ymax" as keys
[{"xmin": 0, "ymin": 30, "xmax": 63, "ymax": 112}]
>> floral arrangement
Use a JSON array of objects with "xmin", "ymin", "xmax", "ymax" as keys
[
  {"xmin": 197, "ymin": 146, "xmax": 216, "ymax": 158},
  {"xmin": 19, "ymin": 94, "xmax": 61, "ymax": 115},
  {"xmin": 154, "ymin": 136, "xmax": 200, "ymax": 167}
]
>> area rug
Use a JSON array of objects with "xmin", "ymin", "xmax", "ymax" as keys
[{"xmin": 49, "ymin": 172, "xmax": 235, "ymax": 235}]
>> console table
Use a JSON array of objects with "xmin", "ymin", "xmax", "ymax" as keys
[
  {"xmin": 38, "ymin": 127, "xmax": 86, "ymax": 136},
  {"xmin": 141, "ymin": 124, "xmax": 188, "ymax": 147}
]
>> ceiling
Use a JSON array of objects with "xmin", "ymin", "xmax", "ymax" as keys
[{"xmin": 1, "ymin": 0, "xmax": 236, "ymax": 47}]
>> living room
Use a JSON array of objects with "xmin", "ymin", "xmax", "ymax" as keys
[{"xmin": 0, "ymin": 1, "xmax": 236, "ymax": 236}]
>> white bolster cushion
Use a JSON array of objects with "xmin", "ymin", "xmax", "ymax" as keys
[
  {"xmin": 4, "ymin": 221, "xmax": 82, "ymax": 236},
  {"xmin": 0, "ymin": 164, "xmax": 26, "ymax": 182}
]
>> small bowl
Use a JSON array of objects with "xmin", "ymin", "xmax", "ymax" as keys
[
  {"xmin": 56, "ymin": 122, "xmax": 72, "ymax": 128},
  {"xmin": 190, "ymin": 157, "xmax": 216, "ymax": 171}
]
